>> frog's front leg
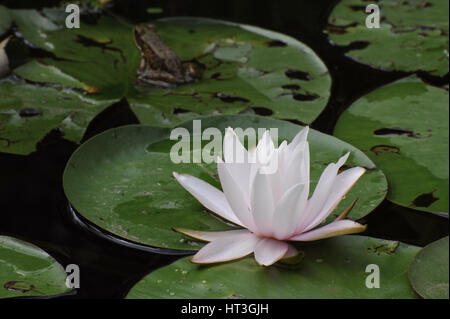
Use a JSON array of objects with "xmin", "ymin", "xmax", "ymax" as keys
[{"xmin": 138, "ymin": 70, "xmax": 179, "ymax": 88}]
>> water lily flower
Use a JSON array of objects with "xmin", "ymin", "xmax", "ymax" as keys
[{"xmin": 173, "ymin": 127, "xmax": 366, "ymax": 266}]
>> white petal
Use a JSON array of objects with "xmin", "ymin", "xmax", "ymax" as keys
[
  {"xmin": 256, "ymin": 130, "xmax": 275, "ymax": 165},
  {"xmin": 296, "ymin": 152, "xmax": 350, "ymax": 232},
  {"xmin": 217, "ymin": 158, "xmax": 257, "ymax": 232},
  {"xmin": 251, "ymin": 168, "xmax": 275, "ymax": 236},
  {"xmin": 289, "ymin": 219, "xmax": 366, "ymax": 241},
  {"xmin": 303, "ymin": 167, "xmax": 365, "ymax": 232},
  {"xmin": 173, "ymin": 228, "xmax": 249, "ymax": 242},
  {"xmin": 284, "ymin": 141, "xmax": 309, "ymax": 193},
  {"xmin": 254, "ymin": 238, "xmax": 289, "ymax": 266},
  {"xmin": 272, "ymin": 183, "xmax": 308, "ymax": 240},
  {"xmin": 173, "ymin": 172, "xmax": 244, "ymax": 227},
  {"xmin": 191, "ymin": 231, "xmax": 260, "ymax": 264},
  {"xmin": 288, "ymin": 126, "xmax": 309, "ymax": 153},
  {"xmin": 223, "ymin": 128, "xmax": 252, "ymax": 200}
]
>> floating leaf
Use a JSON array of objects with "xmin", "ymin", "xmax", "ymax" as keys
[
  {"xmin": 0, "ymin": 5, "xmax": 12, "ymax": 35},
  {"xmin": 326, "ymin": 0, "xmax": 449, "ymax": 76},
  {"xmin": 63, "ymin": 115, "xmax": 387, "ymax": 250},
  {"xmin": 334, "ymin": 76, "xmax": 449, "ymax": 213},
  {"xmin": 0, "ymin": 82, "xmax": 111, "ymax": 155},
  {"xmin": 126, "ymin": 236, "xmax": 419, "ymax": 298},
  {"xmin": 12, "ymin": 10, "xmax": 331, "ymax": 125},
  {"xmin": 409, "ymin": 236, "xmax": 449, "ymax": 299},
  {"xmin": 0, "ymin": 236, "xmax": 72, "ymax": 299}
]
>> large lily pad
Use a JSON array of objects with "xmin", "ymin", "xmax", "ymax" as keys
[
  {"xmin": 126, "ymin": 236, "xmax": 419, "ymax": 298},
  {"xmin": 63, "ymin": 115, "xmax": 387, "ymax": 251},
  {"xmin": 409, "ymin": 236, "xmax": 449, "ymax": 299},
  {"xmin": 0, "ymin": 81, "xmax": 111, "ymax": 155},
  {"xmin": 0, "ymin": 236, "xmax": 72, "ymax": 299},
  {"xmin": 326, "ymin": 0, "xmax": 449, "ymax": 76},
  {"xmin": 11, "ymin": 9, "xmax": 139, "ymax": 100},
  {"xmin": 11, "ymin": 9, "xmax": 331, "ymax": 125},
  {"xmin": 0, "ymin": 5, "xmax": 11, "ymax": 35},
  {"xmin": 334, "ymin": 76, "xmax": 449, "ymax": 213}
]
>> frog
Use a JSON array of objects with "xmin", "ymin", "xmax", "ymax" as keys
[{"xmin": 134, "ymin": 24, "xmax": 202, "ymax": 88}]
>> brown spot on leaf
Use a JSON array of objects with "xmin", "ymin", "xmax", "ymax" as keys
[
  {"xmin": 370, "ymin": 144, "xmax": 400, "ymax": 155},
  {"xmin": 214, "ymin": 93, "xmax": 249, "ymax": 103},
  {"xmin": 3, "ymin": 281, "xmax": 42, "ymax": 294},
  {"xmin": 76, "ymin": 35, "xmax": 126, "ymax": 63},
  {"xmin": 84, "ymin": 85, "xmax": 101, "ymax": 94},
  {"xmin": 374, "ymin": 127, "xmax": 424, "ymax": 138},
  {"xmin": 348, "ymin": 5, "xmax": 366, "ymax": 11},
  {"xmin": 367, "ymin": 242, "xmax": 399, "ymax": 255}
]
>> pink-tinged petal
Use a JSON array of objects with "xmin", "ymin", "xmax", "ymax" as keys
[
  {"xmin": 223, "ymin": 127, "xmax": 248, "ymax": 163},
  {"xmin": 272, "ymin": 183, "xmax": 308, "ymax": 240},
  {"xmin": 290, "ymin": 219, "xmax": 367, "ymax": 242},
  {"xmin": 191, "ymin": 231, "xmax": 260, "ymax": 264},
  {"xmin": 223, "ymin": 128, "xmax": 252, "ymax": 200},
  {"xmin": 296, "ymin": 152, "xmax": 350, "ymax": 232},
  {"xmin": 256, "ymin": 130, "xmax": 275, "ymax": 165},
  {"xmin": 277, "ymin": 140, "xmax": 288, "ymax": 172},
  {"xmin": 254, "ymin": 238, "xmax": 289, "ymax": 266},
  {"xmin": 173, "ymin": 228, "xmax": 250, "ymax": 242},
  {"xmin": 284, "ymin": 141, "xmax": 309, "ymax": 193},
  {"xmin": 251, "ymin": 168, "xmax": 275, "ymax": 236},
  {"xmin": 217, "ymin": 158, "xmax": 257, "ymax": 232},
  {"xmin": 303, "ymin": 167, "xmax": 365, "ymax": 232},
  {"xmin": 173, "ymin": 172, "xmax": 244, "ymax": 227},
  {"xmin": 283, "ymin": 244, "xmax": 299, "ymax": 259},
  {"xmin": 288, "ymin": 126, "xmax": 309, "ymax": 154}
]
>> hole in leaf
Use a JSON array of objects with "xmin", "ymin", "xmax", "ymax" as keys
[
  {"xmin": 251, "ymin": 106, "xmax": 273, "ymax": 116},
  {"xmin": 285, "ymin": 69, "xmax": 311, "ymax": 81},
  {"xmin": 292, "ymin": 93, "xmax": 318, "ymax": 101},
  {"xmin": 173, "ymin": 108, "xmax": 190, "ymax": 114},
  {"xmin": 374, "ymin": 127, "xmax": 422, "ymax": 138},
  {"xmin": 282, "ymin": 84, "xmax": 300, "ymax": 90},
  {"xmin": 214, "ymin": 93, "xmax": 249, "ymax": 103},
  {"xmin": 19, "ymin": 108, "xmax": 41, "ymax": 117},
  {"xmin": 412, "ymin": 192, "xmax": 439, "ymax": 208}
]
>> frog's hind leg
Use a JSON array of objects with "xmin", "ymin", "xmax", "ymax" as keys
[{"xmin": 138, "ymin": 70, "xmax": 178, "ymax": 88}]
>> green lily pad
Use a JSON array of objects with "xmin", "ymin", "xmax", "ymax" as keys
[
  {"xmin": 12, "ymin": 9, "xmax": 331, "ymax": 125},
  {"xmin": 326, "ymin": 0, "xmax": 449, "ymax": 76},
  {"xmin": 334, "ymin": 76, "xmax": 449, "ymax": 213},
  {"xmin": 0, "ymin": 81, "xmax": 111, "ymax": 155},
  {"xmin": 0, "ymin": 5, "xmax": 12, "ymax": 35},
  {"xmin": 63, "ymin": 115, "xmax": 387, "ymax": 250},
  {"xmin": 126, "ymin": 236, "xmax": 419, "ymax": 298},
  {"xmin": 409, "ymin": 236, "xmax": 449, "ymax": 299},
  {"xmin": 0, "ymin": 236, "xmax": 72, "ymax": 299}
]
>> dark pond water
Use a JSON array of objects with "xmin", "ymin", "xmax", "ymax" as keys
[{"xmin": 0, "ymin": 0, "xmax": 448, "ymax": 298}]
